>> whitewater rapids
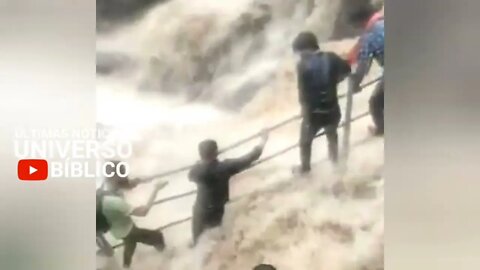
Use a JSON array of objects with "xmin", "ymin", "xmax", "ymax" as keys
[{"xmin": 96, "ymin": 0, "xmax": 384, "ymax": 269}]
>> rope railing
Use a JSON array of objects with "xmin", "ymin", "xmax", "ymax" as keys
[
  {"xmin": 251, "ymin": 111, "xmax": 370, "ymax": 167},
  {"xmin": 140, "ymin": 76, "xmax": 382, "ymax": 183},
  {"xmin": 111, "ymin": 110, "xmax": 372, "ymax": 250},
  {"xmin": 106, "ymin": 75, "xmax": 382, "ymax": 251},
  {"xmin": 140, "ymin": 77, "xmax": 381, "ymax": 208},
  {"xmin": 143, "ymin": 76, "xmax": 381, "ymax": 216},
  {"xmin": 152, "ymin": 190, "xmax": 196, "ymax": 206}
]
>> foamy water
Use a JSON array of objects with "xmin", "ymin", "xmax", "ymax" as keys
[{"xmin": 96, "ymin": 0, "xmax": 384, "ymax": 269}]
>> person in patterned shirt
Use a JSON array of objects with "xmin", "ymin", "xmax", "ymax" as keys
[
  {"xmin": 350, "ymin": 6, "xmax": 385, "ymax": 136},
  {"xmin": 345, "ymin": 8, "xmax": 384, "ymax": 66}
]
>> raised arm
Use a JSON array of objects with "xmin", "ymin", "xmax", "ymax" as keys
[
  {"xmin": 224, "ymin": 130, "xmax": 269, "ymax": 175},
  {"xmin": 130, "ymin": 181, "xmax": 169, "ymax": 217}
]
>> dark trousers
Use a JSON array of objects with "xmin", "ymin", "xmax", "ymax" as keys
[
  {"xmin": 299, "ymin": 109, "xmax": 341, "ymax": 172},
  {"xmin": 192, "ymin": 205, "xmax": 225, "ymax": 245},
  {"xmin": 123, "ymin": 226, "xmax": 165, "ymax": 267},
  {"xmin": 369, "ymin": 79, "xmax": 384, "ymax": 135}
]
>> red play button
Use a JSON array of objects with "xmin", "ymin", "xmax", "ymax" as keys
[{"xmin": 18, "ymin": 159, "xmax": 48, "ymax": 181}]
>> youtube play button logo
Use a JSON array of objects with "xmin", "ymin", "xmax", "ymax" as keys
[{"xmin": 18, "ymin": 159, "xmax": 48, "ymax": 181}]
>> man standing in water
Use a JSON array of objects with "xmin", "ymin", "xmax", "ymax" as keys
[
  {"xmin": 292, "ymin": 31, "xmax": 351, "ymax": 174},
  {"xmin": 189, "ymin": 130, "xmax": 269, "ymax": 245}
]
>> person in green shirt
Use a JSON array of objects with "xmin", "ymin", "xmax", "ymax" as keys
[{"xmin": 100, "ymin": 170, "xmax": 169, "ymax": 269}]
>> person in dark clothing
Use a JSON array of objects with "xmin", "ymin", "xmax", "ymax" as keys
[
  {"xmin": 292, "ymin": 31, "xmax": 351, "ymax": 174},
  {"xmin": 189, "ymin": 130, "xmax": 269, "ymax": 244},
  {"xmin": 349, "ymin": 7, "xmax": 385, "ymax": 136}
]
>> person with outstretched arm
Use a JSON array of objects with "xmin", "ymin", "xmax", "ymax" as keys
[
  {"xmin": 98, "ymin": 168, "xmax": 169, "ymax": 269},
  {"xmin": 189, "ymin": 130, "xmax": 269, "ymax": 245},
  {"xmin": 292, "ymin": 31, "xmax": 351, "ymax": 174},
  {"xmin": 96, "ymin": 160, "xmax": 154, "ymax": 258}
]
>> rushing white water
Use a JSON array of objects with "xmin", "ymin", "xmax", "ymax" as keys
[{"xmin": 96, "ymin": 0, "xmax": 384, "ymax": 269}]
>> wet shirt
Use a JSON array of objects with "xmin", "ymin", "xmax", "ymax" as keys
[
  {"xmin": 189, "ymin": 146, "xmax": 263, "ymax": 209},
  {"xmin": 102, "ymin": 195, "xmax": 134, "ymax": 239},
  {"xmin": 358, "ymin": 19, "xmax": 384, "ymax": 67},
  {"xmin": 296, "ymin": 51, "xmax": 351, "ymax": 114}
]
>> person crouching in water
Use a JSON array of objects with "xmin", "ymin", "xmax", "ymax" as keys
[
  {"xmin": 189, "ymin": 130, "xmax": 269, "ymax": 245},
  {"xmin": 98, "ymin": 164, "xmax": 169, "ymax": 269},
  {"xmin": 292, "ymin": 31, "xmax": 351, "ymax": 174}
]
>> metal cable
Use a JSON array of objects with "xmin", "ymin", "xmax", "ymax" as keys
[
  {"xmin": 141, "ymin": 76, "xmax": 382, "ymax": 182},
  {"xmin": 110, "ymin": 110, "xmax": 372, "ymax": 250},
  {"xmin": 106, "ymin": 76, "xmax": 381, "ymax": 251}
]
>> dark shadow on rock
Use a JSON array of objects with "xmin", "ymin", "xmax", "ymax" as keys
[
  {"xmin": 96, "ymin": 51, "xmax": 136, "ymax": 76},
  {"xmin": 187, "ymin": 2, "xmax": 273, "ymax": 86},
  {"xmin": 220, "ymin": 73, "xmax": 274, "ymax": 112},
  {"xmin": 97, "ymin": 0, "xmax": 171, "ymax": 32},
  {"xmin": 351, "ymin": 182, "xmax": 378, "ymax": 200}
]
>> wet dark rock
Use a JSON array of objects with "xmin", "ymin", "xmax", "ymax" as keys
[
  {"xmin": 97, "ymin": 0, "xmax": 170, "ymax": 32},
  {"xmin": 96, "ymin": 51, "xmax": 135, "ymax": 75},
  {"xmin": 189, "ymin": 2, "xmax": 273, "ymax": 85}
]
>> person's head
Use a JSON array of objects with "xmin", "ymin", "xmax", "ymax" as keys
[
  {"xmin": 198, "ymin": 139, "xmax": 219, "ymax": 161},
  {"xmin": 348, "ymin": 5, "xmax": 376, "ymax": 28},
  {"xmin": 253, "ymin": 264, "xmax": 276, "ymax": 270},
  {"xmin": 292, "ymin": 31, "xmax": 319, "ymax": 53},
  {"xmin": 104, "ymin": 160, "xmax": 130, "ymax": 191}
]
